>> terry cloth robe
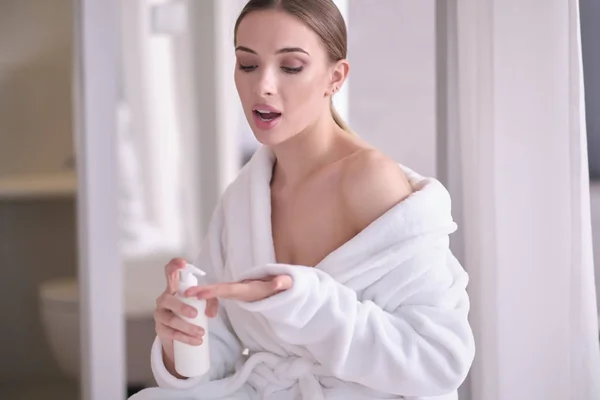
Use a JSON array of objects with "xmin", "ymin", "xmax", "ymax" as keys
[{"xmin": 130, "ymin": 145, "xmax": 476, "ymax": 400}]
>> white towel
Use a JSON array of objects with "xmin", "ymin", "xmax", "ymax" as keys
[{"xmin": 130, "ymin": 146, "xmax": 475, "ymax": 400}]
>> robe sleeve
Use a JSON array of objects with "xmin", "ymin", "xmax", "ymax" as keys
[
  {"xmin": 234, "ymin": 242, "xmax": 475, "ymax": 397},
  {"xmin": 151, "ymin": 201, "xmax": 245, "ymax": 389}
]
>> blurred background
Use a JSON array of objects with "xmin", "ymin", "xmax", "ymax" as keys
[{"xmin": 0, "ymin": 0, "xmax": 599, "ymax": 399}]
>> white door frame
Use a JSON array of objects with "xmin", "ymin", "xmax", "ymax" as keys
[
  {"xmin": 434, "ymin": 2, "xmax": 470, "ymax": 398},
  {"xmin": 74, "ymin": 0, "xmax": 125, "ymax": 399}
]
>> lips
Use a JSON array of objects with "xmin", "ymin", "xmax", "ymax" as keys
[
  {"xmin": 254, "ymin": 111, "xmax": 281, "ymax": 122},
  {"xmin": 252, "ymin": 104, "xmax": 282, "ymax": 130},
  {"xmin": 253, "ymin": 105, "xmax": 281, "ymax": 119}
]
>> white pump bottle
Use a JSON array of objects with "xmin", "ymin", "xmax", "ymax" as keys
[{"xmin": 173, "ymin": 263, "xmax": 211, "ymax": 378}]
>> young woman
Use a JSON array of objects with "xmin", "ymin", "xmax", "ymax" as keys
[{"xmin": 139, "ymin": 1, "xmax": 475, "ymax": 399}]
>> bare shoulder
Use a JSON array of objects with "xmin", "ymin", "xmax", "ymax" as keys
[{"xmin": 340, "ymin": 149, "xmax": 413, "ymax": 231}]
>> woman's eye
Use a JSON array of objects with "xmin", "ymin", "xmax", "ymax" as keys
[
  {"xmin": 238, "ymin": 64, "xmax": 257, "ymax": 72},
  {"xmin": 237, "ymin": 64, "xmax": 303, "ymax": 74},
  {"xmin": 282, "ymin": 66, "xmax": 303, "ymax": 74}
]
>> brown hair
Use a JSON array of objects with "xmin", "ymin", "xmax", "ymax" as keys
[{"xmin": 234, "ymin": 0, "xmax": 354, "ymax": 134}]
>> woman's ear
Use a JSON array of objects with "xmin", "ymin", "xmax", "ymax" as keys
[{"xmin": 328, "ymin": 59, "xmax": 350, "ymax": 96}]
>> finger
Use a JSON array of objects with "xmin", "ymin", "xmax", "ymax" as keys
[
  {"xmin": 213, "ymin": 280, "xmax": 273, "ymax": 302},
  {"xmin": 193, "ymin": 278, "xmax": 286, "ymax": 302},
  {"xmin": 196, "ymin": 282, "xmax": 253, "ymax": 301},
  {"xmin": 154, "ymin": 309, "xmax": 205, "ymax": 339},
  {"xmin": 184, "ymin": 284, "xmax": 216, "ymax": 298},
  {"xmin": 164, "ymin": 258, "xmax": 187, "ymax": 294},
  {"xmin": 185, "ymin": 283, "xmax": 236, "ymax": 299},
  {"xmin": 272, "ymin": 275, "xmax": 293, "ymax": 291},
  {"xmin": 156, "ymin": 321, "xmax": 203, "ymax": 346},
  {"xmin": 157, "ymin": 293, "xmax": 198, "ymax": 319},
  {"xmin": 245, "ymin": 276, "xmax": 291, "ymax": 300},
  {"xmin": 243, "ymin": 278, "xmax": 284, "ymax": 293},
  {"xmin": 184, "ymin": 282, "xmax": 235, "ymax": 298},
  {"xmin": 205, "ymin": 298, "xmax": 219, "ymax": 318}
]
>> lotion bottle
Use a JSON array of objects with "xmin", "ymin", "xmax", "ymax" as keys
[{"xmin": 173, "ymin": 263, "xmax": 211, "ymax": 377}]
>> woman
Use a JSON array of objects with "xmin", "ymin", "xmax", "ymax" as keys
[{"xmin": 138, "ymin": 0, "xmax": 475, "ymax": 399}]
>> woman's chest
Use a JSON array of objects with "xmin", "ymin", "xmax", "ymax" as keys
[{"xmin": 270, "ymin": 188, "xmax": 357, "ymax": 267}]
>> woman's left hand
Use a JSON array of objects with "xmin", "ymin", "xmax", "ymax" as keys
[{"xmin": 183, "ymin": 275, "xmax": 293, "ymax": 303}]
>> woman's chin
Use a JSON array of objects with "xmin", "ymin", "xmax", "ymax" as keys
[{"xmin": 251, "ymin": 128, "xmax": 290, "ymax": 147}]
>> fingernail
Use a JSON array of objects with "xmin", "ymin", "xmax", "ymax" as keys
[{"xmin": 187, "ymin": 308, "xmax": 197, "ymax": 317}]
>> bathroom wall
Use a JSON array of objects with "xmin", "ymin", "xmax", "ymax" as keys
[
  {"xmin": 348, "ymin": 0, "xmax": 437, "ymax": 178},
  {"xmin": 581, "ymin": 0, "xmax": 600, "ymax": 178},
  {"xmin": 0, "ymin": 0, "xmax": 77, "ymax": 387},
  {"xmin": 590, "ymin": 184, "xmax": 600, "ymax": 324},
  {"xmin": 0, "ymin": 1, "xmax": 75, "ymax": 175},
  {"xmin": 581, "ymin": 0, "xmax": 600, "ymax": 322},
  {"xmin": 0, "ymin": 200, "xmax": 77, "ymax": 384}
]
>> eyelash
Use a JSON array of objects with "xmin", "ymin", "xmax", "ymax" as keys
[{"xmin": 238, "ymin": 64, "xmax": 303, "ymax": 74}]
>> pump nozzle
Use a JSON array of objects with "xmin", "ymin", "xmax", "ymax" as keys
[{"xmin": 179, "ymin": 263, "xmax": 207, "ymax": 290}]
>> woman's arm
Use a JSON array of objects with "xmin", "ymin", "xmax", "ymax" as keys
[{"xmin": 151, "ymin": 202, "xmax": 245, "ymax": 389}]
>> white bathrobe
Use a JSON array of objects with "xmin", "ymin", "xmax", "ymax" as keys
[{"xmin": 130, "ymin": 146, "xmax": 475, "ymax": 400}]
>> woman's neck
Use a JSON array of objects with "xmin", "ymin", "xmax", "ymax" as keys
[{"xmin": 270, "ymin": 116, "xmax": 342, "ymax": 189}]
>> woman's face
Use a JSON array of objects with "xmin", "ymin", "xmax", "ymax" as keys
[{"xmin": 234, "ymin": 9, "xmax": 335, "ymax": 146}]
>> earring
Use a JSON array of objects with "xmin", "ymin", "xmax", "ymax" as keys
[{"xmin": 332, "ymin": 86, "xmax": 338, "ymax": 94}]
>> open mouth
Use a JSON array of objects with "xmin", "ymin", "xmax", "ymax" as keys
[{"xmin": 254, "ymin": 110, "xmax": 282, "ymax": 121}]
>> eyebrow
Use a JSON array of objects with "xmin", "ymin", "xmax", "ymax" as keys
[{"xmin": 235, "ymin": 46, "xmax": 310, "ymax": 56}]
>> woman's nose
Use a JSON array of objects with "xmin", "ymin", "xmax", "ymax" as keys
[{"xmin": 255, "ymin": 68, "xmax": 277, "ymax": 97}]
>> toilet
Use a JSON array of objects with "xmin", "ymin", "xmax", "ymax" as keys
[
  {"xmin": 39, "ymin": 278, "xmax": 81, "ymax": 379},
  {"xmin": 39, "ymin": 255, "xmax": 169, "ymax": 386}
]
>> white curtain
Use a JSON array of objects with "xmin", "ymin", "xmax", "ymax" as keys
[{"xmin": 450, "ymin": 0, "xmax": 600, "ymax": 399}]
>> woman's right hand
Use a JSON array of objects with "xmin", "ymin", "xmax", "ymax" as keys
[{"xmin": 154, "ymin": 258, "xmax": 219, "ymax": 366}]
